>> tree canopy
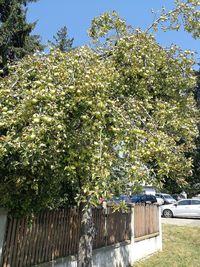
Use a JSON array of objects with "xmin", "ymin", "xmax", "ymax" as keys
[
  {"xmin": 184, "ymin": 70, "xmax": 200, "ymax": 196},
  {"xmin": 147, "ymin": 0, "xmax": 200, "ymax": 39},
  {"xmin": 0, "ymin": 12, "xmax": 198, "ymax": 215}
]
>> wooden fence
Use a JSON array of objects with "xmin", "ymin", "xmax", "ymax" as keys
[
  {"xmin": 106, "ymin": 206, "xmax": 131, "ymax": 246},
  {"xmin": 134, "ymin": 204, "xmax": 159, "ymax": 241},
  {"xmin": 1, "ymin": 206, "xmax": 131, "ymax": 267}
]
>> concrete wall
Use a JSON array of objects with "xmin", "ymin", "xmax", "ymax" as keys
[
  {"xmin": 32, "ymin": 207, "xmax": 162, "ymax": 267},
  {"xmin": 0, "ymin": 209, "xmax": 8, "ymax": 266},
  {"xmin": 34, "ymin": 236, "xmax": 161, "ymax": 267}
]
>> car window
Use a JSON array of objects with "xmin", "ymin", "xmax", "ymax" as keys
[
  {"xmin": 131, "ymin": 195, "xmax": 140, "ymax": 201},
  {"xmin": 178, "ymin": 200, "xmax": 191, "ymax": 205},
  {"xmin": 156, "ymin": 194, "xmax": 162, "ymax": 198},
  {"xmin": 131, "ymin": 196, "xmax": 138, "ymax": 200},
  {"xmin": 163, "ymin": 194, "xmax": 174, "ymax": 199},
  {"xmin": 191, "ymin": 199, "xmax": 200, "ymax": 205},
  {"xmin": 149, "ymin": 195, "xmax": 155, "ymax": 200}
]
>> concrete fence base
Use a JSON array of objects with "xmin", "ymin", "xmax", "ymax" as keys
[{"xmin": 32, "ymin": 235, "xmax": 162, "ymax": 267}]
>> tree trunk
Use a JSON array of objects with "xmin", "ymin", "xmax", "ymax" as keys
[{"xmin": 77, "ymin": 200, "xmax": 95, "ymax": 267}]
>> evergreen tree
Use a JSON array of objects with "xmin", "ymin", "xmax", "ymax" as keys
[
  {"xmin": 49, "ymin": 26, "xmax": 74, "ymax": 52},
  {"xmin": 0, "ymin": 0, "xmax": 43, "ymax": 75}
]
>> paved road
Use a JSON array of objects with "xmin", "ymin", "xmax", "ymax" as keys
[{"xmin": 162, "ymin": 217, "xmax": 200, "ymax": 227}]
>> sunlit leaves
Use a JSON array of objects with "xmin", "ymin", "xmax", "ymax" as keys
[
  {"xmin": 148, "ymin": 0, "xmax": 200, "ymax": 39},
  {"xmin": 0, "ymin": 13, "xmax": 198, "ymax": 215}
]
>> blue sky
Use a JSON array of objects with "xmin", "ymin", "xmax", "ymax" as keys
[{"xmin": 28, "ymin": 0, "xmax": 199, "ymax": 61}]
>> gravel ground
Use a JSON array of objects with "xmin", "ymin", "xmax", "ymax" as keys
[{"xmin": 162, "ymin": 217, "xmax": 200, "ymax": 227}]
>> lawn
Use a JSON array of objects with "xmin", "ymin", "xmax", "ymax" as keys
[{"xmin": 133, "ymin": 224, "xmax": 200, "ymax": 267}]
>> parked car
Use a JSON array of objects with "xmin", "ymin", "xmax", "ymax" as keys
[
  {"xmin": 155, "ymin": 196, "xmax": 164, "ymax": 206},
  {"xmin": 161, "ymin": 199, "xmax": 200, "ymax": 218},
  {"xmin": 109, "ymin": 195, "xmax": 131, "ymax": 204},
  {"xmin": 171, "ymin": 194, "xmax": 185, "ymax": 201},
  {"xmin": 155, "ymin": 193, "xmax": 176, "ymax": 204},
  {"xmin": 131, "ymin": 194, "xmax": 157, "ymax": 204}
]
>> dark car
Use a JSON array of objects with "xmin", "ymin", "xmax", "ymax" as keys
[
  {"xmin": 109, "ymin": 195, "xmax": 131, "ymax": 204},
  {"xmin": 131, "ymin": 194, "xmax": 157, "ymax": 204}
]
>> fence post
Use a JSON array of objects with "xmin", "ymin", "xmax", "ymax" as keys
[
  {"xmin": 130, "ymin": 204, "xmax": 135, "ymax": 242},
  {"xmin": 0, "ymin": 209, "xmax": 8, "ymax": 266},
  {"xmin": 158, "ymin": 206, "xmax": 162, "ymax": 251},
  {"xmin": 103, "ymin": 202, "xmax": 108, "ymax": 247}
]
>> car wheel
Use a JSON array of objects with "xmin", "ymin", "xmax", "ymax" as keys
[{"xmin": 163, "ymin": 209, "xmax": 173, "ymax": 218}]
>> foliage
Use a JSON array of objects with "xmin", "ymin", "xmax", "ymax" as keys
[
  {"xmin": 48, "ymin": 26, "xmax": 74, "ymax": 52},
  {"xmin": 147, "ymin": 0, "xmax": 200, "ymax": 39},
  {"xmin": 186, "ymin": 69, "xmax": 200, "ymax": 196},
  {"xmin": 154, "ymin": 70, "xmax": 200, "ymax": 197},
  {"xmin": 0, "ymin": 0, "xmax": 43, "ymax": 75},
  {"xmin": 145, "ymin": 0, "xmax": 200, "ymax": 195},
  {"xmin": 88, "ymin": 11, "xmax": 129, "ymax": 46},
  {"xmin": 0, "ymin": 12, "xmax": 198, "ymax": 215}
]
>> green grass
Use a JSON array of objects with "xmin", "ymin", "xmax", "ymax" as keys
[{"xmin": 133, "ymin": 224, "xmax": 200, "ymax": 267}]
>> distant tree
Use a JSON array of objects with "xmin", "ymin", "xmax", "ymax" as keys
[
  {"xmin": 49, "ymin": 26, "xmax": 74, "ymax": 52},
  {"xmin": 0, "ymin": 0, "xmax": 43, "ymax": 75}
]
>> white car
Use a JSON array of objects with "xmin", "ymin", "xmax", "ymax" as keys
[
  {"xmin": 161, "ymin": 199, "xmax": 200, "ymax": 218},
  {"xmin": 156, "ymin": 193, "xmax": 176, "ymax": 204},
  {"xmin": 155, "ymin": 196, "xmax": 164, "ymax": 206}
]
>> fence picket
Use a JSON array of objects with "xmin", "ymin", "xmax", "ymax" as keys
[{"xmin": 134, "ymin": 204, "xmax": 159, "ymax": 240}]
